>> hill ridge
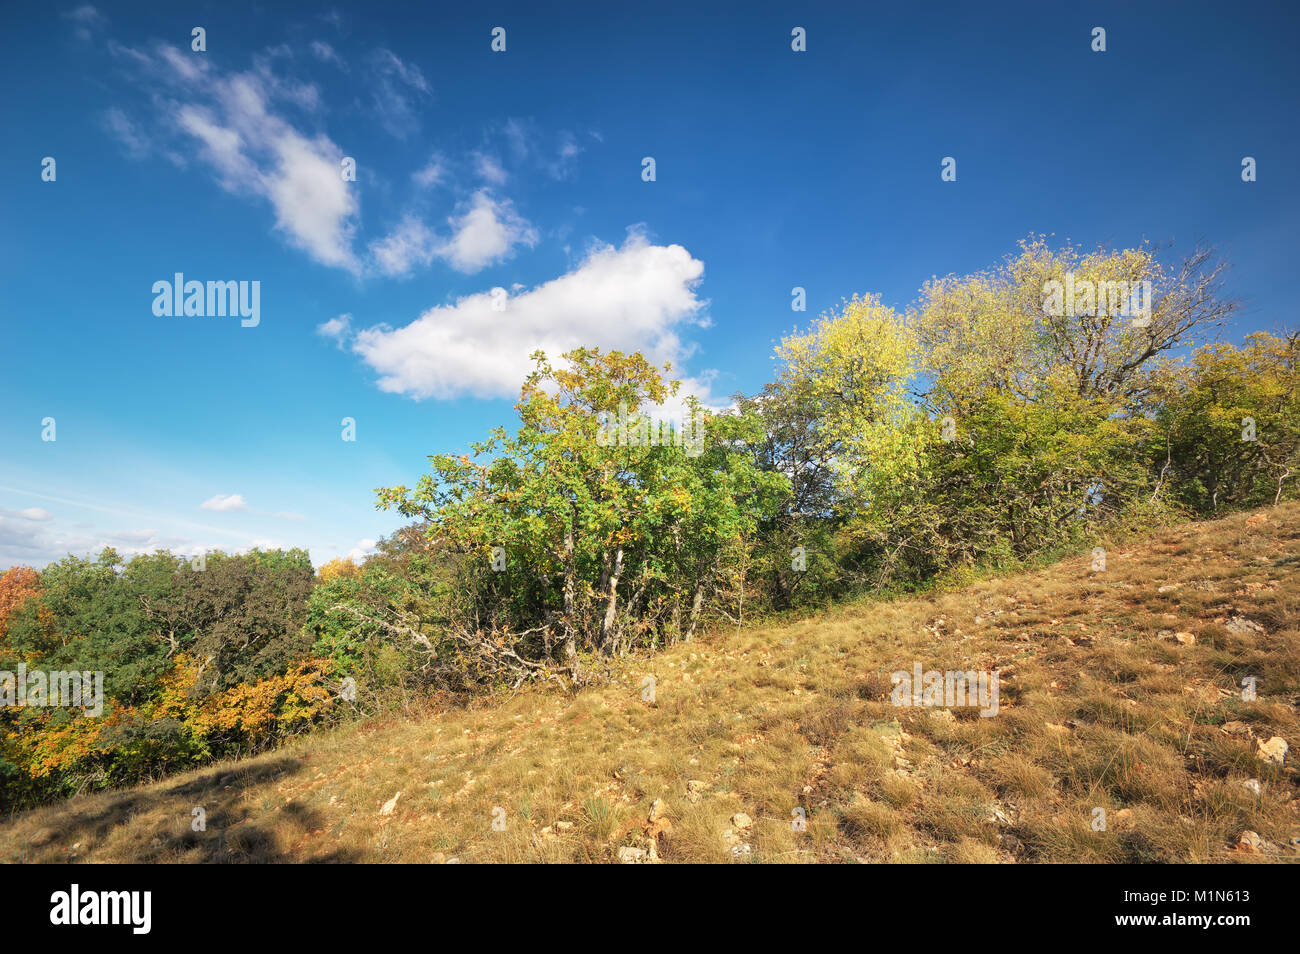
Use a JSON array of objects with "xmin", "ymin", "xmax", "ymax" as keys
[{"xmin": 4, "ymin": 504, "xmax": 1297, "ymax": 863}]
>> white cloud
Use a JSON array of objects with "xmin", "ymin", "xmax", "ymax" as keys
[
  {"xmin": 112, "ymin": 43, "xmax": 359, "ymax": 271},
  {"xmin": 374, "ymin": 48, "xmax": 428, "ymax": 93},
  {"xmin": 412, "ymin": 153, "xmax": 446, "ymax": 188},
  {"xmin": 199, "ymin": 493, "xmax": 249, "ymax": 512},
  {"xmin": 101, "ymin": 107, "xmax": 150, "ymax": 158},
  {"xmin": 310, "ymin": 40, "xmax": 344, "ymax": 67},
  {"xmin": 438, "ymin": 191, "xmax": 537, "ymax": 272},
  {"xmin": 369, "ymin": 216, "xmax": 439, "ymax": 277},
  {"xmin": 474, "ymin": 152, "xmax": 508, "ymax": 185},
  {"xmin": 316, "ymin": 313, "xmax": 353, "ymax": 344},
  {"xmin": 347, "ymin": 538, "xmax": 378, "ymax": 562},
  {"xmin": 0, "ymin": 515, "xmax": 202, "ymax": 570},
  {"xmin": 63, "ymin": 5, "xmax": 106, "ymax": 41},
  {"xmin": 491, "ymin": 119, "xmax": 586, "ymax": 180},
  {"xmin": 371, "ymin": 49, "xmax": 431, "ymax": 138},
  {"xmin": 350, "ymin": 232, "xmax": 708, "ymax": 399},
  {"xmin": 0, "ymin": 508, "xmax": 53, "ymax": 522},
  {"xmin": 368, "ymin": 192, "xmax": 536, "ymax": 277},
  {"xmin": 0, "ymin": 487, "xmax": 320, "ymax": 571}
]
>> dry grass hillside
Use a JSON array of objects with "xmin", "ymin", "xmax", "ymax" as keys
[{"xmin": 3, "ymin": 504, "xmax": 1298, "ymax": 864}]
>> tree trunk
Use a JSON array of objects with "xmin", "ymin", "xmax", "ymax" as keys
[
  {"xmin": 562, "ymin": 520, "xmax": 578, "ymax": 664},
  {"xmin": 684, "ymin": 585, "xmax": 704, "ymax": 642},
  {"xmin": 600, "ymin": 547, "xmax": 623, "ymax": 649}
]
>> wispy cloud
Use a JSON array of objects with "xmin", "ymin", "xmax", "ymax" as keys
[
  {"xmin": 370, "ymin": 48, "xmax": 431, "ymax": 138},
  {"xmin": 62, "ymin": 5, "xmax": 106, "ymax": 41},
  {"xmin": 412, "ymin": 154, "xmax": 446, "ymax": 188},
  {"xmin": 473, "ymin": 152, "xmax": 508, "ymax": 185},
  {"xmin": 100, "ymin": 106, "xmax": 151, "ymax": 159},
  {"xmin": 309, "ymin": 40, "xmax": 344, "ymax": 68},
  {"xmin": 199, "ymin": 493, "xmax": 249, "ymax": 513},
  {"xmin": 108, "ymin": 41, "xmax": 360, "ymax": 271}
]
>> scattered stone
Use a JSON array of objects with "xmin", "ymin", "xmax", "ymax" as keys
[
  {"xmin": 646, "ymin": 800, "xmax": 672, "ymax": 840},
  {"xmin": 1240, "ymin": 779, "xmax": 1263, "ymax": 796},
  {"xmin": 1157, "ymin": 584, "xmax": 1179, "ymax": 594},
  {"xmin": 731, "ymin": 812, "xmax": 753, "ymax": 831},
  {"xmin": 617, "ymin": 846, "xmax": 648, "ymax": 864},
  {"xmin": 1221, "ymin": 721, "xmax": 1252, "ymax": 737},
  {"xmin": 1236, "ymin": 830, "xmax": 1276, "ymax": 853},
  {"xmin": 380, "ymin": 791, "xmax": 402, "ymax": 816},
  {"xmin": 1158, "ymin": 630, "xmax": 1196, "ymax": 645},
  {"xmin": 555, "ymin": 821, "xmax": 574, "ymax": 832},
  {"xmin": 1225, "ymin": 616, "xmax": 1266, "ymax": 636},
  {"xmin": 686, "ymin": 780, "xmax": 707, "ymax": 803},
  {"xmin": 1257, "ymin": 736, "xmax": 1288, "ymax": 764}
]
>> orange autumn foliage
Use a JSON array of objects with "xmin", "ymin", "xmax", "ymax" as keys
[
  {"xmin": 157, "ymin": 654, "xmax": 337, "ymax": 740},
  {"xmin": 0, "ymin": 566, "xmax": 40, "ymax": 638}
]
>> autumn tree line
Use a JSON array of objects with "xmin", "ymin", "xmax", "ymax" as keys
[{"xmin": 2, "ymin": 237, "xmax": 1296, "ymax": 809}]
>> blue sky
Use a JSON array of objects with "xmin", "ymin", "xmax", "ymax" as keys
[{"xmin": 1, "ymin": 0, "xmax": 1297, "ymax": 569}]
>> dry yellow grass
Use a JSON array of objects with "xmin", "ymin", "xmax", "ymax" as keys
[{"xmin": 3, "ymin": 504, "xmax": 1298, "ymax": 863}]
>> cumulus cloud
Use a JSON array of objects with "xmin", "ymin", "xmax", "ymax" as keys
[
  {"xmin": 316, "ymin": 313, "xmax": 353, "ymax": 344},
  {"xmin": 350, "ymin": 232, "xmax": 708, "ymax": 399},
  {"xmin": 347, "ymin": 538, "xmax": 378, "ymax": 562},
  {"xmin": 438, "ymin": 191, "xmax": 537, "ymax": 272},
  {"xmin": 369, "ymin": 192, "xmax": 537, "ymax": 277},
  {"xmin": 199, "ymin": 493, "xmax": 249, "ymax": 512}
]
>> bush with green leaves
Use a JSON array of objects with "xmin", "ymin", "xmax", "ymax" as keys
[{"xmin": 368, "ymin": 348, "xmax": 788, "ymax": 686}]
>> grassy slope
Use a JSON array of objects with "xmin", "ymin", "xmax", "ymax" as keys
[{"xmin": 3, "ymin": 504, "xmax": 1298, "ymax": 864}]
